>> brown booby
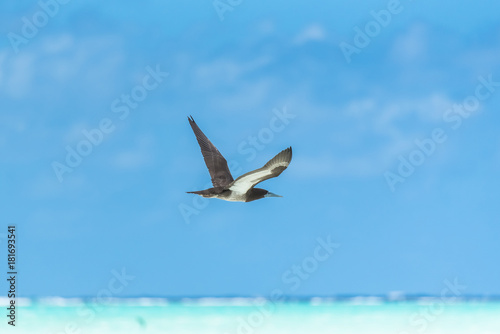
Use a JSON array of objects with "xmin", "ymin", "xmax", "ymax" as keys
[{"xmin": 187, "ymin": 116, "xmax": 292, "ymax": 202}]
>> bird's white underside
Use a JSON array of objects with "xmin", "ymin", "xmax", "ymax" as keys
[{"xmin": 228, "ymin": 163, "xmax": 288, "ymax": 194}]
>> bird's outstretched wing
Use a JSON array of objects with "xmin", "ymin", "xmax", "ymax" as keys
[
  {"xmin": 188, "ymin": 116, "xmax": 234, "ymax": 188},
  {"xmin": 228, "ymin": 147, "xmax": 292, "ymax": 193}
]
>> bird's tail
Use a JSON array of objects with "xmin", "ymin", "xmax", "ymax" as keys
[{"xmin": 186, "ymin": 191, "xmax": 204, "ymax": 195}]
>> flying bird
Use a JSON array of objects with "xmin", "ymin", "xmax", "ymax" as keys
[{"xmin": 187, "ymin": 116, "xmax": 292, "ymax": 202}]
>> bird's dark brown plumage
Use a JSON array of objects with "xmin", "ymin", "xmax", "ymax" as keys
[{"xmin": 187, "ymin": 116, "xmax": 234, "ymax": 188}]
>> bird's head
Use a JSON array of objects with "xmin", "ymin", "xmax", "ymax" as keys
[{"xmin": 245, "ymin": 188, "xmax": 283, "ymax": 202}]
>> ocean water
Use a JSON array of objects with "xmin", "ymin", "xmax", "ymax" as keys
[{"xmin": 2, "ymin": 298, "xmax": 500, "ymax": 334}]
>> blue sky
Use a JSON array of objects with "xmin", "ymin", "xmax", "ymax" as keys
[{"xmin": 1, "ymin": 1, "xmax": 499, "ymax": 298}]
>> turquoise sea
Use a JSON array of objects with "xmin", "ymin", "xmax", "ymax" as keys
[{"xmin": 3, "ymin": 298, "xmax": 500, "ymax": 334}]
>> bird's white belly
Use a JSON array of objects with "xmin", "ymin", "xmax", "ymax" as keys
[
  {"xmin": 217, "ymin": 190, "xmax": 247, "ymax": 202},
  {"xmin": 217, "ymin": 197, "xmax": 246, "ymax": 202}
]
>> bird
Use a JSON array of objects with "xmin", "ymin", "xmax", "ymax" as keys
[{"xmin": 186, "ymin": 116, "xmax": 292, "ymax": 202}]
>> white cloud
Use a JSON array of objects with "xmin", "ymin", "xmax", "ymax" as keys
[
  {"xmin": 458, "ymin": 45, "xmax": 500, "ymax": 74},
  {"xmin": 294, "ymin": 24, "xmax": 327, "ymax": 45},
  {"xmin": 194, "ymin": 56, "xmax": 272, "ymax": 87},
  {"xmin": 41, "ymin": 33, "xmax": 74, "ymax": 54},
  {"xmin": 110, "ymin": 135, "xmax": 154, "ymax": 170},
  {"xmin": 111, "ymin": 150, "xmax": 152, "ymax": 169},
  {"xmin": 195, "ymin": 59, "xmax": 242, "ymax": 85},
  {"xmin": 390, "ymin": 23, "xmax": 428, "ymax": 63},
  {"xmin": 210, "ymin": 78, "xmax": 274, "ymax": 112},
  {"xmin": 287, "ymin": 93, "xmax": 457, "ymax": 179},
  {"xmin": 342, "ymin": 94, "xmax": 454, "ymax": 139},
  {"xmin": 62, "ymin": 122, "xmax": 90, "ymax": 145},
  {"xmin": 373, "ymin": 94, "xmax": 454, "ymax": 129},
  {"xmin": 256, "ymin": 20, "xmax": 275, "ymax": 35},
  {"xmin": 40, "ymin": 34, "xmax": 125, "ymax": 88},
  {"xmin": 291, "ymin": 138, "xmax": 411, "ymax": 179},
  {"xmin": 2, "ymin": 52, "xmax": 35, "ymax": 98},
  {"xmin": 1, "ymin": 33, "xmax": 125, "ymax": 99},
  {"xmin": 191, "ymin": 55, "xmax": 275, "ymax": 112}
]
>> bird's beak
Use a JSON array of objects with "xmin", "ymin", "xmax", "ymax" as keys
[{"xmin": 265, "ymin": 192, "xmax": 283, "ymax": 198}]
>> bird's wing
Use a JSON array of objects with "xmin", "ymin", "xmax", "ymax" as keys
[
  {"xmin": 188, "ymin": 116, "xmax": 234, "ymax": 188},
  {"xmin": 228, "ymin": 147, "xmax": 292, "ymax": 193}
]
